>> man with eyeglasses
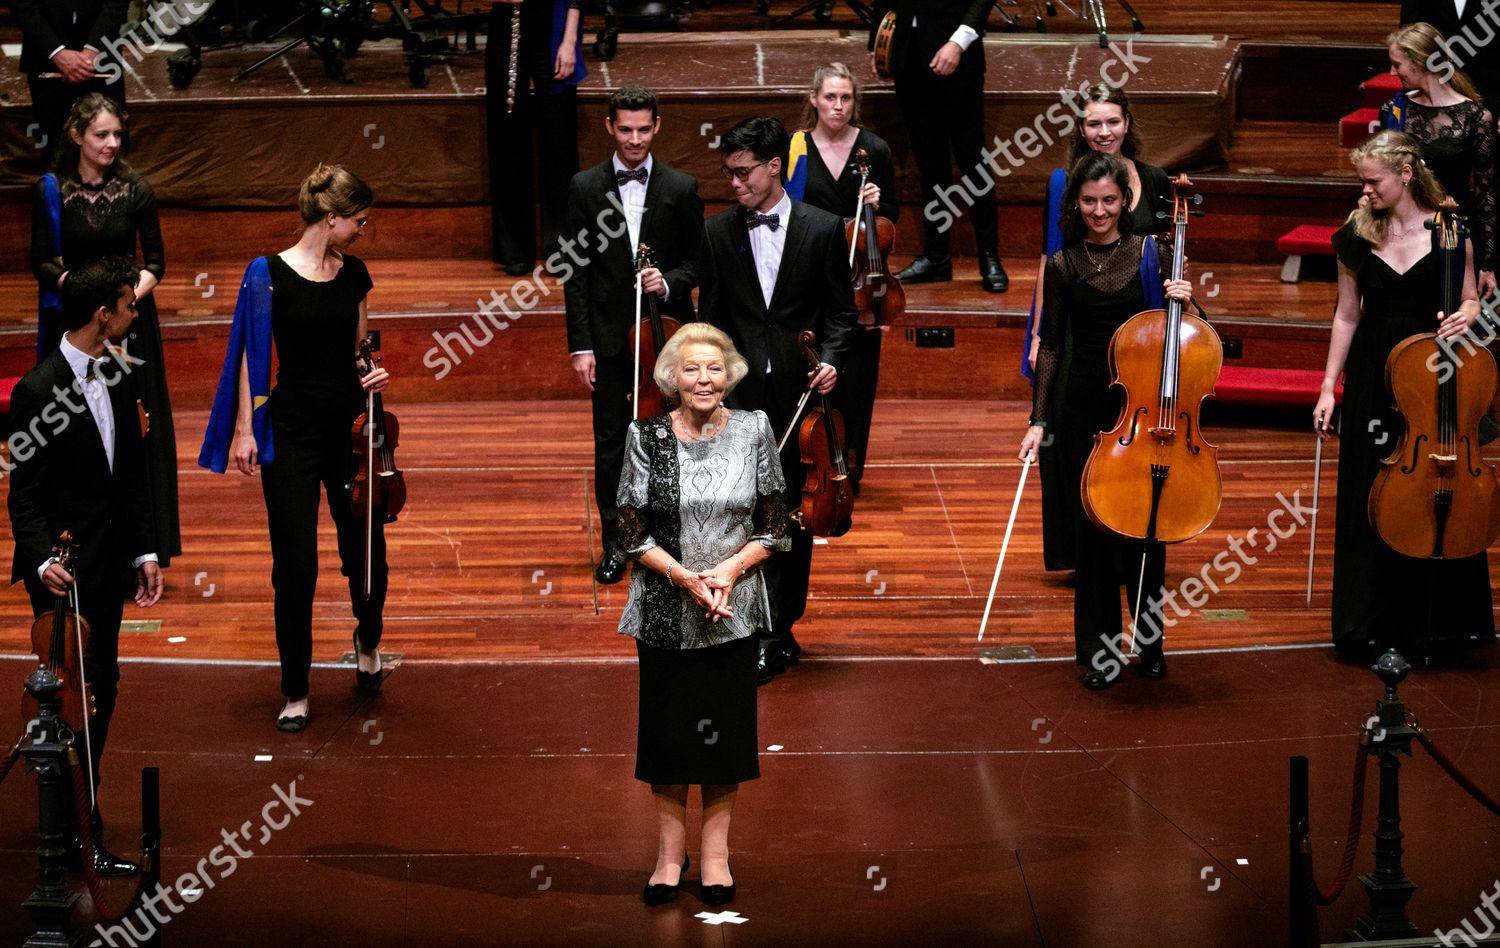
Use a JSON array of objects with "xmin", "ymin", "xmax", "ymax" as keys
[
  {"xmin": 565, "ymin": 84, "xmax": 704, "ymax": 586},
  {"xmin": 871, "ymin": 0, "xmax": 1008, "ymax": 294},
  {"xmin": 699, "ymin": 116, "xmax": 858, "ymax": 683}
]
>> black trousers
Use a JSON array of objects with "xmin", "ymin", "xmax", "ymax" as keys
[
  {"xmin": 830, "ymin": 326, "xmax": 882, "ymax": 486},
  {"xmin": 260, "ymin": 415, "xmax": 387, "ymax": 700},
  {"xmin": 757, "ymin": 375, "xmax": 815, "ymax": 643},
  {"xmin": 484, "ymin": 6, "xmax": 578, "ymax": 267},
  {"xmin": 26, "ymin": 74, "xmax": 126, "ymax": 167},
  {"xmin": 893, "ymin": 62, "xmax": 998, "ymax": 260},
  {"xmin": 26, "ymin": 577, "xmax": 124, "ymax": 787},
  {"xmin": 592, "ymin": 349, "xmax": 634, "ymax": 554}
]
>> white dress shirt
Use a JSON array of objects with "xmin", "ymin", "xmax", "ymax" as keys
[
  {"xmin": 613, "ymin": 152, "xmax": 653, "ymax": 252},
  {"xmin": 747, "ymin": 191, "xmax": 793, "ymax": 372}
]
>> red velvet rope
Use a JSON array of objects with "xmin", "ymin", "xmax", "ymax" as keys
[
  {"xmin": 1416, "ymin": 725, "xmax": 1500, "ymax": 818},
  {"xmin": 1307, "ymin": 740, "xmax": 1371, "ymax": 906},
  {"xmin": 68, "ymin": 752, "xmax": 146, "ymax": 923}
]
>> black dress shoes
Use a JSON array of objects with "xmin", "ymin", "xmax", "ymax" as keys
[
  {"xmin": 500, "ymin": 260, "xmax": 532, "ymax": 277},
  {"xmin": 896, "ymin": 256, "xmax": 952, "ymax": 284},
  {"xmin": 757, "ymin": 639, "xmax": 789, "ymax": 685},
  {"xmin": 65, "ymin": 837, "xmax": 139, "ymax": 876},
  {"xmin": 642, "ymin": 855, "xmax": 689, "ymax": 906},
  {"xmin": 701, "ymin": 881, "xmax": 737, "ymax": 907},
  {"xmin": 594, "ymin": 552, "xmax": 627, "ymax": 585},
  {"xmin": 782, "ymin": 632, "xmax": 802, "ymax": 665},
  {"xmin": 1136, "ymin": 649, "xmax": 1168, "ymax": 680},
  {"xmin": 1080, "ymin": 669, "xmax": 1114, "ymax": 691},
  {"xmin": 979, "ymin": 253, "xmax": 1009, "ymax": 293}
]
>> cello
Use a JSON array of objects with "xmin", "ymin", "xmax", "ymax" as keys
[
  {"xmin": 785, "ymin": 330, "xmax": 854, "ymax": 537},
  {"xmin": 845, "ymin": 148, "xmax": 905, "ymax": 327},
  {"xmin": 1368, "ymin": 201, "xmax": 1500, "ymax": 559},
  {"xmin": 351, "ymin": 332, "xmax": 405, "ymax": 599},
  {"xmin": 21, "ymin": 532, "xmax": 97, "ymax": 806},
  {"xmin": 627, "ymin": 243, "xmax": 681, "ymax": 418},
  {"xmin": 1082, "ymin": 173, "xmax": 1222, "ymax": 545}
]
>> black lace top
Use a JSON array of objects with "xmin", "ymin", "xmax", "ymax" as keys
[
  {"xmin": 31, "ymin": 171, "xmax": 164, "ymax": 289},
  {"xmin": 1030, "ymin": 236, "xmax": 1153, "ymax": 426},
  {"xmin": 1404, "ymin": 98, "xmax": 1496, "ymax": 271}
]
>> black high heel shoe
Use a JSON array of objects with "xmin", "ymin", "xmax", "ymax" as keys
[
  {"xmin": 700, "ymin": 879, "xmax": 736, "ymax": 907},
  {"xmin": 354, "ymin": 631, "xmax": 383, "ymax": 696},
  {"xmin": 642, "ymin": 855, "xmax": 689, "ymax": 906}
]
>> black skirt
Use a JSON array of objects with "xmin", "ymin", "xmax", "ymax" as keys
[{"xmin": 634, "ymin": 636, "xmax": 759, "ymax": 785}]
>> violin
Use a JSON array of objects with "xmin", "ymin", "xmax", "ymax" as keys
[
  {"xmin": 790, "ymin": 331, "xmax": 854, "ymax": 537},
  {"xmin": 845, "ymin": 148, "xmax": 905, "ymax": 328},
  {"xmin": 350, "ymin": 332, "xmax": 405, "ymax": 597},
  {"xmin": 1081, "ymin": 174, "xmax": 1223, "ymax": 543},
  {"xmin": 1368, "ymin": 201, "xmax": 1500, "ymax": 558},
  {"xmin": 21, "ymin": 532, "xmax": 96, "ymax": 794},
  {"xmin": 626, "ymin": 243, "xmax": 681, "ymax": 418}
]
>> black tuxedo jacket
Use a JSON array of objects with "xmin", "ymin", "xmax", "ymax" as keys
[
  {"xmin": 8, "ymin": 348, "xmax": 151, "ymax": 602},
  {"xmin": 564, "ymin": 158, "xmax": 704, "ymax": 359},
  {"xmin": 12, "ymin": 0, "xmax": 129, "ymax": 76},
  {"xmin": 699, "ymin": 199, "xmax": 858, "ymax": 420},
  {"xmin": 870, "ymin": 0, "xmax": 991, "ymax": 79},
  {"xmin": 1401, "ymin": 0, "xmax": 1500, "ymax": 110}
]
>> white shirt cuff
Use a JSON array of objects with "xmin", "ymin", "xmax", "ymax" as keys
[
  {"xmin": 950, "ymin": 26, "xmax": 979, "ymax": 51},
  {"xmin": 570, "ymin": 350, "xmax": 594, "ymax": 357},
  {"xmin": 36, "ymin": 558, "xmax": 55, "ymax": 582},
  {"xmin": 47, "ymin": 45, "xmax": 67, "ymax": 61},
  {"xmin": 661, "ymin": 282, "xmax": 671, "ymax": 303},
  {"xmin": 133, "ymin": 554, "xmax": 158, "ymax": 569}
]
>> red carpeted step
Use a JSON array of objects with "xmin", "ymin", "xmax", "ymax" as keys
[
  {"xmin": 0, "ymin": 376, "xmax": 18, "ymax": 415},
  {"xmin": 1339, "ymin": 107, "xmax": 1381, "ymax": 148},
  {"xmin": 1276, "ymin": 224, "xmax": 1340, "ymax": 282},
  {"xmin": 1360, "ymin": 71, "xmax": 1402, "ymax": 108},
  {"xmin": 1216, "ymin": 366, "xmax": 1342, "ymax": 409}
]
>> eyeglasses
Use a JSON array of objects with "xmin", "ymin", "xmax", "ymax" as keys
[{"xmin": 720, "ymin": 161, "xmax": 767, "ymax": 182}]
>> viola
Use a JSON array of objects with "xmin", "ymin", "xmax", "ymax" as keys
[
  {"xmin": 21, "ymin": 532, "xmax": 96, "ymax": 791},
  {"xmin": 845, "ymin": 148, "xmax": 905, "ymax": 328},
  {"xmin": 791, "ymin": 330, "xmax": 854, "ymax": 537},
  {"xmin": 1368, "ymin": 201, "xmax": 1500, "ymax": 558},
  {"xmin": 350, "ymin": 332, "xmax": 405, "ymax": 597},
  {"xmin": 626, "ymin": 243, "xmax": 681, "ymax": 418},
  {"xmin": 1081, "ymin": 173, "xmax": 1222, "ymax": 544}
]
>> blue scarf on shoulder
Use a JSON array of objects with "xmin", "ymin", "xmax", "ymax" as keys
[{"xmin": 198, "ymin": 257, "xmax": 275, "ymax": 472}]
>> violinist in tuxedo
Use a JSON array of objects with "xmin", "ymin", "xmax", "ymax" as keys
[
  {"xmin": 870, "ymin": 0, "xmax": 1008, "ymax": 293},
  {"xmin": 566, "ymin": 84, "xmax": 704, "ymax": 584},
  {"xmin": 12, "ymin": 0, "xmax": 128, "ymax": 163},
  {"xmin": 8, "ymin": 255, "xmax": 162, "ymax": 875},
  {"xmin": 698, "ymin": 116, "xmax": 858, "ymax": 682}
]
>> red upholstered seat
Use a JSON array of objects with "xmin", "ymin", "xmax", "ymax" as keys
[
  {"xmin": 0, "ymin": 377, "xmax": 19, "ymax": 415},
  {"xmin": 1216, "ymin": 367, "xmax": 1343, "ymax": 409},
  {"xmin": 1276, "ymin": 225, "xmax": 1339, "ymax": 256},
  {"xmin": 1360, "ymin": 71, "xmax": 1402, "ymax": 108},
  {"xmin": 1340, "ymin": 107, "xmax": 1381, "ymax": 148}
]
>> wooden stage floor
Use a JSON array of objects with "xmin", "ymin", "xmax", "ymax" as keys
[{"xmin": 0, "ymin": 398, "xmax": 1492, "ymax": 668}]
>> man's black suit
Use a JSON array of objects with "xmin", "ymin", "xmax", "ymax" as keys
[
  {"xmin": 699, "ymin": 198, "xmax": 858, "ymax": 644},
  {"xmin": 12, "ymin": 0, "xmax": 129, "ymax": 162},
  {"xmin": 870, "ymin": 0, "xmax": 998, "ymax": 260},
  {"xmin": 565, "ymin": 157, "xmax": 703, "ymax": 555},
  {"xmin": 1401, "ymin": 0, "xmax": 1500, "ymax": 112},
  {"xmin": 9, "ymin": 347, "xmax": 152, "ymax": 785}
]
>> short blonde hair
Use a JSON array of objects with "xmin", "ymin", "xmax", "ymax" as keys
[{"xmin": 653, "ymin": 323, "xmax": 749, "ymax": 396}]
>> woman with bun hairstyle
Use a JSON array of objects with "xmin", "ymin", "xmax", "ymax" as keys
[{"xmin": 199, "ymin": 164, "xmax": 391, "ymax": 732}]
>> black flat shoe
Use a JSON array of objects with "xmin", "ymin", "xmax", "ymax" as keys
[
  {"xmin": 277, "ymin": 712, "xmax": 308, "ymax": 733},
  {"xmin": 701, "ymin": 881, "xmax": 736, "ymax": 906},
  {"xmin": 1136, "ymin": 650, "xmax": 1167, "ymax": 680},
  {"xmin": 642, "ymin": 855, "xmax": 689, "ymax": 906},
  {"xmin": 594, "ymin": 552, "xmax": 627, "ymax": 585},
  {"xmin": 1080, "ymin": 670, "xmax": 1113, "ymax": 691},
  {"xmin": 979, "ymin": 253, "xmax": 1010, "ymax": 293},
  {"xmin": 896, "ymin": 256, "xmax": 952, "ymax": 283}
]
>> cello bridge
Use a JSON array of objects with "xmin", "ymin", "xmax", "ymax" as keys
[{"xmin": 1147, "ymin": 426, "xmax": 1176, "ymax": 441}]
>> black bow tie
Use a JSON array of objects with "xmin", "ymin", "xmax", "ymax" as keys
[
  {"xmin": 84, "ymin": 358, "xmax": 100, "ymax": 381},
  {"xmin": 615, "ymin": 167, "xmax": 648, "ymax": 187},
  {"xmin": 747, "ymin": 212, "xmax": 781, "ymax": 232}
]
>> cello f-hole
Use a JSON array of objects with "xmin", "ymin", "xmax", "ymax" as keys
[
  {"xmin": 1399, "ymin": 434, "xmax": 1428, "ymax": 475},
  {"xmin": 1118, "ymin": 406, "xmax": 1148, "ymax": 447}
]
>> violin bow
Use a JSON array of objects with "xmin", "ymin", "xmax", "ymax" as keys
[
  {"xmin": 357, "ymin": 338, "xmax": 379, "ymax": 600},
  {"xmin": 632, "ymin": 246, "xmax": 647, "ymax": 422},
  {"xmin": 1306, "ymin": 410, "xmax": 1326, "ymax": 605},
  {"xmin": 977, "ymin": 453, "xmax": 1033, "ymax": 641},
  {"xmin": 776, "ymin": 384, "xmax": 817, "ymax": 454},
  {"xmin": 1126, "ymin": 548, "xmax": 1148, "ymax": 656},
  {"xmin": 848, "ymin": 153, "xmax": 870, "ymax": 271},
  {"xmin": 59, "ymin": 536, "xmax": 98, "ymax": 811}
]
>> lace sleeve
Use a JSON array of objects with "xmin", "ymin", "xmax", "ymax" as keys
[
  {"xmin": 1029, "ymin": 254, "xmax": 1067, "ymax": 426},
  {"xmin": 751, "ymin": 411, "xmax": 791, "ymax": 551},
  {"xmin": 1475, "ymin": 107, "xmax": 1496, "ymax": 272},
  {"xmin": 616, "ymin": 423, "xmax": 656, "ymax": 557}
]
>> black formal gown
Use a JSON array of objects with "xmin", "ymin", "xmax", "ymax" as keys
[
  {"xmin": 1404, "ymin": 99, "xmax": 1496, "ymax": 272},
  {"xmin": 1330, "ymin": 223, "xmax": 1496, "ymax": 656},
  {"xmin": 1031, "ymin": 236, "xmax": 1167, "ymax": 667},
  {"xmin": 31, "ymin": 171, "xmax": 179, "ymax": 564},
  {"xmin": 799, "ymin": 128, "xmax": 898, "ymax": 489}
]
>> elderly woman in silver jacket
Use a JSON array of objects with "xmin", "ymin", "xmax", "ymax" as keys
[{"xmin": 616, "ymin": 322, "xmax": 790, "ymax": 909}]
